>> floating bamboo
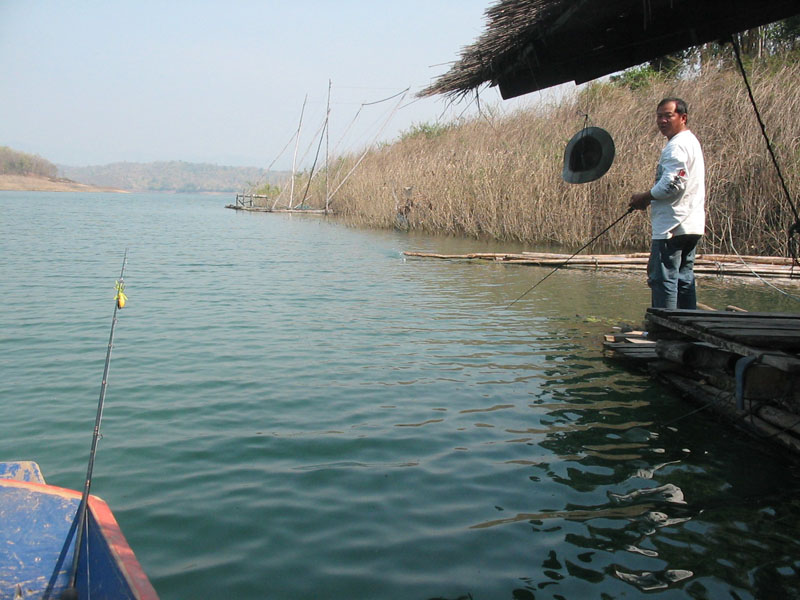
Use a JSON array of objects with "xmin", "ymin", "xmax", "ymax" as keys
[{"xmin": 403, "ymin": 251, "xmax": 800, "ymax": 281}]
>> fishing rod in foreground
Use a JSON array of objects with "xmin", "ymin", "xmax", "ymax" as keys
[
  {"xmin": 61, "ymin": 250, "xmax": 129, "ymax": 600},
  {"xmin": 506, "ymin": 206, "xmax": 634, "ymax": 309}
]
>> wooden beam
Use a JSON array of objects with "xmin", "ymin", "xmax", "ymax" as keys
[{"xmin": 645, "ymin": 311, "xmax": 800, "ymax": 372}]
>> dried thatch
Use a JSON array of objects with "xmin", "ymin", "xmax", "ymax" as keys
[{"xmin": 420, "ymin": 0, "xmax": 800, "ymax": 100}]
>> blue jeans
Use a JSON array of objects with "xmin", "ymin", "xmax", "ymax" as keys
[{"xmin": 647, "ymin": 235, "xmax": 701, "ymax": 309}]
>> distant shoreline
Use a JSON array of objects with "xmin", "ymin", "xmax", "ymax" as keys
[{"xmin": 0, "ymin": 174, "xmax": 129, "ymax": 193}]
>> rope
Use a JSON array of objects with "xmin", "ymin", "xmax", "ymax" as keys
[
  {"xmin": 328, "ymin": 87, "xmax": 410, "ymax": 185},
  {"xmin": 327, "ymin": 90, "xmax": 409, "ymax": 206},
  {"xmin": 243, "ymin": 129, "xmax": 295, "ymax": 195},
  {"xmin": 726, "ymin": 218, "xmax": 800, "ymax": 302},
  {"xmin": 730, "ymin": 35, "xmax": 800, "ymax": 262},
  {"xmin": 361, "ymin": 87, "xmax": 408, "ymax": 106}
]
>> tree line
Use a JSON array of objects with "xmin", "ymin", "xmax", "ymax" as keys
[
  {"xmin": 59, "ymin": 161, "xmax": 290, "ymax": 193},
  {"xmin": 641, "ymin": 17, "xmax": 800, "ymax": 78},
  {"xmin": 0, "ymin": 146, "xmax": 58, "ymax": 178}
]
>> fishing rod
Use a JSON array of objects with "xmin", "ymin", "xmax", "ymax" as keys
[
  {"xmin": 506, "ymin": 207, "xmax": 634, "ymax": 308},
  {"xmin": 61, "ymin": 251, "xmax": 128, "ymax": 600}
]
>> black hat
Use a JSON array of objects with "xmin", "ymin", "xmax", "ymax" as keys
[{"xmin": 562, "ymin": 126, "xmax": 615, "ymax": 184}]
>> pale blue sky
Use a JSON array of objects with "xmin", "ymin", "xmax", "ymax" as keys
[{"xmin": 0, "ymin": 1, "xmax": 550, "ymax": 170}]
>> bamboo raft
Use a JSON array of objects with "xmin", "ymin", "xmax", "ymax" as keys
[
  {"xmin": 226, "ymin": 194, "xmax": 332, "ymax": 214},
  {"xmin": 604, "ymin": 308, "xmax": 800, "ymax": 455},
  {"xmin": 225, "ymin": 204, "xmax": 331, "ymax": 215},
  {"xmin": 403, "ymin": 251, "xmax": 800, "ymax": 281}
]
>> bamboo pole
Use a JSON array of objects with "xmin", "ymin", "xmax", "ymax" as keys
[
  {"xmin": 699, "ymin": 254, "xmax": 797, "ymax": 266},
  {"xmin": 325, "ymin": 79, "xmax": 331, "ymax": 213},
  {"xmin": 402, "ymin": 251, "xmax": 800, "ymax": 280},
  {"xmin": 284, "ymin": 95, "xmax": 306, "ymax": 211}
]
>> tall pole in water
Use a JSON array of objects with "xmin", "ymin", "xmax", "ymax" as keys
[
  {"xmin": 325, "ymin": 79, "xmax": 331, "ymax": 213},
  {"xmin": 290, "ymin": 95, "xmax": 307, "ymax": 209}
]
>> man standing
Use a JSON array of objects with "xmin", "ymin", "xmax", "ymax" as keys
[{"xmin": 630, "ymin": 97, "xmax": 705, "ymax": 309}]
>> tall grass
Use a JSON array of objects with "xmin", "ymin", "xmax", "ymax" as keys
[{"xmin": 296, "ymin": 57, "xmax": 800, "ymax": 255}]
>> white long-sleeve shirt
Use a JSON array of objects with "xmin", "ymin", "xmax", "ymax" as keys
[{"xmin": 649, "ymin": 129, "xmax": 705, "ymax": 239}]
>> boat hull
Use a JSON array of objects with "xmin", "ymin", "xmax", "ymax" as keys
[{"xmin": 0, "ymin": 462, "xmax": 158, "ymax": 600}]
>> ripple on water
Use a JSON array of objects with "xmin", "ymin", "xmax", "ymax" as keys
[{"xmin": 3, "ymin": 193, "xmax": 800, "ymax": 599}]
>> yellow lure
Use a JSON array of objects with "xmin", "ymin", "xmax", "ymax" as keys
[{"xmin": 115, "ymin": 280, "xmax": 127, "ymax": 309}]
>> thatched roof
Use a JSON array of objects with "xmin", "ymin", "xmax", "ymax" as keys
[{"xmin": 420, "ymin": 0, "xmax": 800, "ymax": 99}]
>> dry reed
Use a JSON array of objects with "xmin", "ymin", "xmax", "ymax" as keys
[{"xmin": 293, "ymin": 58, "xmax": 800, "ymax": 256}]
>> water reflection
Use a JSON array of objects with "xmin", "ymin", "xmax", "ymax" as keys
[
  {"xmin": 614, "ymin": 568, "xmax": 694, "ymax": 592},
  {"xmin": 470, "ymin": 503, "xmax": 655, "ymax": 529}
]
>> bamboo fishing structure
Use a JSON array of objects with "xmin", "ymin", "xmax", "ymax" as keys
[
  {"xmin": 226, "ymin": 199, "xmax": 330, "ymax": 214},
  {"xmin": 229, "ymin": 82, "xmax": 408, "ymax": 215}
]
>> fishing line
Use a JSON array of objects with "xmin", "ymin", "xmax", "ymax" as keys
[
  {"xmin": 505, "ymin": 207, "xmax": 634, "ymax": 308},
  {"xmin": 662, "ymin": 393, "xmax": 731, "ymax": 427},
  {"xmin": 725, "ymin": 217, "xmax": 800, "ymax": 303},
  {"xmin": 61, "ymin": 250, "xmax": 128, "ymax": 600}
]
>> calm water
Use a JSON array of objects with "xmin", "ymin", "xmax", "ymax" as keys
[{"xmin": 2, "ymin": 192, "xmax": 800, "ymax": 600}]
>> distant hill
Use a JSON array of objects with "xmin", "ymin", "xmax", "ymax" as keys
[
  {"xmin": 0, "ymin": 146, "xmax": 126, "ymax": 192},
  {"xmin": 58, "ymin": 161, "xmax": 290, "ymax": 193},
  {"xmin": 0, "ymin": 173, "xmax": 128, "ymax": 193}
]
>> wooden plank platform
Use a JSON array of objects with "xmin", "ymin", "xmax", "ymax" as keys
[
  {"xmin": 603, "ymin": 330, "xmax": 657, "ymax": 362},
  {"xmin": 645, "ymin": 309, "xmax": 800, "ymax": 370},
  {"xmin": 604, "ymin": 309, "xmax": 800, "ymax": 455}
]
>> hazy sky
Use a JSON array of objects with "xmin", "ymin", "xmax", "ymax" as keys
[{"xmin": 1, "ymin": 1, "xmax": 554, "ymax": 170}]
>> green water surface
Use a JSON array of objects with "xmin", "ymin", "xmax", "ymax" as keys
[{"xmin": 1, "ymin": 192, "xmax": 799, "ymax": 599}]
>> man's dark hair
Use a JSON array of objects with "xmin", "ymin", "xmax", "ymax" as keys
[{"xmin": 658, "ymin": 97, "xmax": 688, "ymax": 115}]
